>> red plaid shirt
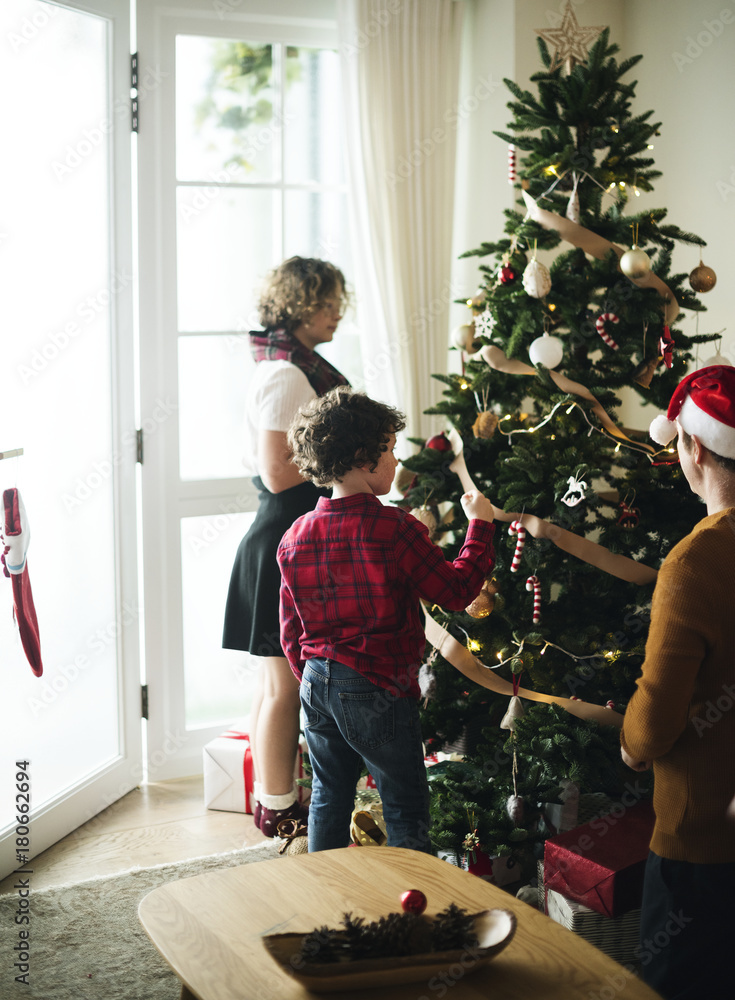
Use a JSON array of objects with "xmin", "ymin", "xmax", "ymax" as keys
[{"xmin": 277, "ymin": 493, "xmax": 495, "ymax": 697}]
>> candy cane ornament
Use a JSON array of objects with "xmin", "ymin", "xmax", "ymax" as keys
[
  {"xmin": 596, "ymin": 312, "xmax": 620, "ymax": 350},
  {"xmin": 509, "ymin": 520, "xmax": 526, "ymax": 572},
  {"xmin": 526, "ymin": 575, "xmax": 541, "ymax": 623}
]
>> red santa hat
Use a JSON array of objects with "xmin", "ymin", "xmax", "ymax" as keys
[{"xmin": 649, "ymin": 364, "xmax": 735, "ymax": 460}]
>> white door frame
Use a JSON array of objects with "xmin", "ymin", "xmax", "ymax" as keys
[
  {"xmin": 136, "ymin": 0, "xmax": 338, "ymax": 780},
  {"xmin": 0, "ymin": 0, "xmax": 142, "ymax": 880}
]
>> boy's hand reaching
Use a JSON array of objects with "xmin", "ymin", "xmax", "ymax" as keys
[{"xmin": 461, "ymin": 490, "xmax": 496, "ymax": 523}]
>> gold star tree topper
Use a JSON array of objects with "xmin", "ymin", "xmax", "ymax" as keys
[{"xmin": 536, "ymin": 1, "xmax": 605, "ymax": 72}]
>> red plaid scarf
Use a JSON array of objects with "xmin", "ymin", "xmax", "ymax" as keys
[{"xmin": 249, "ymin": 328, "xmax": 349, "ymax": 396}]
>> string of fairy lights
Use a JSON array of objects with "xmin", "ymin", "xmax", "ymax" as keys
[
  {"xmin": 455, "ymin": 624, "xmax": 642, "ymax": 671},
  {"xmin": 457, "ymin": 385, "xmax": 677, "ymax": 463}
]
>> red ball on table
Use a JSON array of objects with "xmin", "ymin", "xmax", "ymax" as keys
[{"xmin": 400, "ymin": 889, "xmax": 427, "ymax": 915}]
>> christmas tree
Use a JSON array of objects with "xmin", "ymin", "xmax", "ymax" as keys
[{"xmin": 401, "ymin": 15, "xmax": 719, "ymax": 877}]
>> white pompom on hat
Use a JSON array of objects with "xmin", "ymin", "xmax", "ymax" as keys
[{"xmin": 649, "ymin": 364, "xmax": 735, "ymax": 459}]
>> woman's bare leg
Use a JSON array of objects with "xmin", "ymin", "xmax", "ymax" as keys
[{"xmin": 251, "ymin": 655, "xmax": 300, "ymax": 795}]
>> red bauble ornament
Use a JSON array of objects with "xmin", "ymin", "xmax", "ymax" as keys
[
  {"xmin": 400, "ymin": 889, "xmax": 427, "ymax": 915},
  {"xmin": 500, "ymin": 264, "xmax": 517, "ymax": 284},
  {"xmin": 425, "ymin": 433, "xmax": 451, "ymax": 452}
]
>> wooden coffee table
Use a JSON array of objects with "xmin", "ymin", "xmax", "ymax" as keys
[{"xmin": 138, "ymin": 846, "xmax": 661, "ymax": 1000}]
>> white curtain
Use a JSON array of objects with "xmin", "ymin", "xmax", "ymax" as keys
[{"xmin": 338, "ymin": 0, "xmax": 464, "ymax": 440}]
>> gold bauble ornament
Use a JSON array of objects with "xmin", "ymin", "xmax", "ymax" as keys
[
  {"xmin": 472, "ymin": 411, "xmax": 499, "ymax": 439},
  {"xmin": 620, "ymin": 247, "xmax": 651, "ymax": 279},
  {"xmin": 688, "ymin": 262, "xmax": 717, "ymax": 293},
  {"xmin": 410, "ymin": 506, "xmax": 437, "ymax": 536},
  {"xmin": 465, "ymin": 577, "xmax": 498, "ymax": 618},
  {"xmin": 465, "ymin": 590, "xmax": 494, "ymax": 619}
]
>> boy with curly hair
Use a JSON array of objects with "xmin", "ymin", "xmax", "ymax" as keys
[{"xmin": 277, "ymin": 387, "xmax": 496, "ymax": 852}]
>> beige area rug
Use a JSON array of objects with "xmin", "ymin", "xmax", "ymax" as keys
[{"xmin": 0, "ymin": 841, "xmax": 281, "ymax": 1000}]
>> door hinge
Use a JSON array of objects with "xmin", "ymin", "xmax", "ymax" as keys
[
  {"xmin": 141, "ymin": 684, "xmax": 149, "ymax": 720},
  {"xmin": 136, "ymin": 428, "xmax": 144, "ymax": 464},
  {"xmin": 131, "ymin": 52, "xmax": 139, "ymax": 132}
]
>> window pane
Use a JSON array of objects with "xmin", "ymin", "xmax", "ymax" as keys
[
  {"xmin": 284, "ymin": 189, "xmax": 352, "ymax": 273},
  {"xmin": 284, "ymin": 46, "xmax": 342, "ymax": 185},
  {"xmin": 181, "ymin": 513, "xmax": 258, "ymax": 729},
  {"xmin": 177, "ymin": 186, "xmax": 276, "ymax": 332},
  {"xmin": 179, "ymin": 335, "xmax": 256, "ymax": 480},
  {"xmin": 0, "ymin": 0, "xmax": 119, "ymax": 825},
  {"xmin": 176, "ymin": 35, "xmax": 276, "ymax": 183}
]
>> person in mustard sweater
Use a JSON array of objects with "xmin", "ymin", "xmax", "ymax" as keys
[{"xmin": 621, "ymin": 365, "xmax": 735, "ymax": 1000}]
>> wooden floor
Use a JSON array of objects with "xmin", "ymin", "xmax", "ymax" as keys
[{"xmin": 0, "ymin": 775, "xmax": 268, "ymax": 895}]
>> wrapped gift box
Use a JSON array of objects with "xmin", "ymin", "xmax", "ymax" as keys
[
  {"xmin": 544, "ymin": 798, "xmax": 654, "ymax": 917},
  {"xmin": 543, "ymin": 779, "xmax": 580, "ymax": 834},
  {"xmin": 465, "ymin": 850, "xmax": 521, "ymax": 887},
  {"xmin": 437, "ymin": 849, "xmax": 520, "ymax": 887},
  {"xmin": 203, "ymin": 729, "xmax": 255, "ymax": 813},
  {"xmin": 203, "ymin": 728, "xmax": 308, "ymax": 814},
  {"xmin": 547, "ymin": 887, "xmax": 641, "ymax": 967}
]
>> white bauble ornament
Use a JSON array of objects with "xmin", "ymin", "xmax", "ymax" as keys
[
  {"xmin": 529, "ymin": 332, "xmax": 564, "ymax": 369},
  {"xmin": 451, "ymin": 323, "xmax": 474, "ymax": 350},
  {"xmin": 620, "ymin": 247, "xmax": 651, "ymax": 279},
  {"xmin": 522, "ymin": 258, "xmax": 552, "ymax": 298},
  {"xmin": 704, "ymin": 352, "xmax": 731, "ymax": 368}
]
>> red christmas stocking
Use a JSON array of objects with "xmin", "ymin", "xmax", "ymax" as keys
[{"xmin": 2, "ymin": 488, "xmax": 43, "ymax": 676}]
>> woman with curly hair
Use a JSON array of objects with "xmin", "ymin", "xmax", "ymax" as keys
[{"xmin": 223, "ymin": 257, "xmax": 350, "ymax": 837}]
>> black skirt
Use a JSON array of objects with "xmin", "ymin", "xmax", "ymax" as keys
[{"xmin": 222, "ymin": 476, "xmax": 328, "ymax": 656}]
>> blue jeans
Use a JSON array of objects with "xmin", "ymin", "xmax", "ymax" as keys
[{"xmin": 300, "ymin": 657, "xmax": 432, "ymax": 853}]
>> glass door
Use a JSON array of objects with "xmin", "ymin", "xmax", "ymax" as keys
[
  {"xmin": 0, "ymin": 0, "xmax": 140, "ymax": 879},
  {"xmin": 137, "ymin": 1, "xmax": 358, "ymax": 778}
]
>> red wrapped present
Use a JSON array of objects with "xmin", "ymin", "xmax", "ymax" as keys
[
  {"xmin": 543, "ymin": 797, "xmax": 654, "ymax": 917},
  {"xmin": 464, "ymin": 849, "xmax": 520, "ymax": 887}
]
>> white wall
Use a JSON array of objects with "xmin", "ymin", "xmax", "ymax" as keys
[
  {"xmin": 451, "ymin": 0, "xmax": 735, "ymax": 427},
  {"xmin": 619, "ymin": 0, "xmax": 735, "ymax": 423}
]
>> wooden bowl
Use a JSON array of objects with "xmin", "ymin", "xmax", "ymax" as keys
[{"xmin": 262, "ymin": 908, "xmax": 516, "ymax": 993}]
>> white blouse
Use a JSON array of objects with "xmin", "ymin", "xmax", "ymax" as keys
[{"xmin": 241, "ymin": 360, "xmax": 316, "ymax": 475}]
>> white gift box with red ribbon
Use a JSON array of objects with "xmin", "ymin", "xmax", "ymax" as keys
[{"xmin": 203, "ymin": 727, "xmax": 308, "ymax": 813}]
